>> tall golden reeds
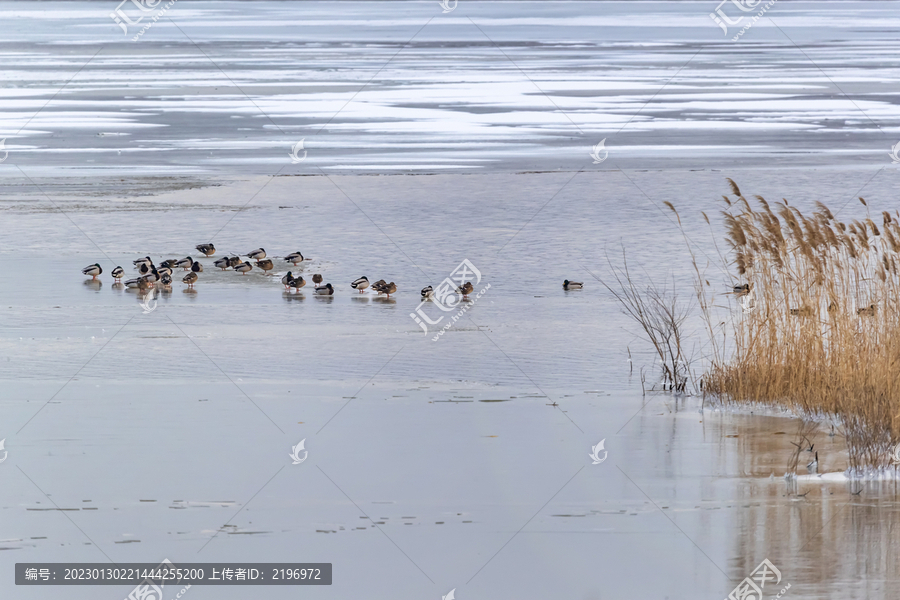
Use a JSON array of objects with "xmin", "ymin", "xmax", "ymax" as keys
[{"xmin": 701, "ymin": 183, "xmax": 900, "ymax": 471}]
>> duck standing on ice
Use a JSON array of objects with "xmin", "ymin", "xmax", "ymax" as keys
[
  {"xmin": 82, "ymin": 263, "xmax": 102, "ymax": 280},
  {"xmin": 351, "ymin": 276, "xmax": 369, "ymax": 293}
]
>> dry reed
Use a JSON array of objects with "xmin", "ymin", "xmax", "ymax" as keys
[
  {"xmin": 697, "ymin": 182, "xmax": 900, "ymax": 471},
  {"xmin": 600, "ymin": 249, "xmax": 692, "ymax": 393}
]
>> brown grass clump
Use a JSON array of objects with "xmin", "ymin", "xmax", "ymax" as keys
[{"xmin": 701, "ymin": 185, "xmax": 900, "ymax": 471}]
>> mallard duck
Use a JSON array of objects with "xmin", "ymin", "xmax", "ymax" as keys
[
  {"xmin": 256, "ymin": 258, "xmax": 274, "ymax": 274},
  {"xmin": 124, "ymin": 277, "xmax": 143, "ymax": 289},
  {"xmin": 159, "ymin": 259, "xmax": 178, "ymax": 270},
  {"xmin": 227, "ymin": 256, "xmax": 243, "ymax": 269},
  {"xmin": 282, "ymin": 271, "xmax": 294, "ymax": 289},
  {"xmin": 183, "ymin": 271, "xmax": 198, "ymax": 288},
  {"xmin": 160, "ymin": 273, "xmax": 173, "ymax": 287},
  {"xmin": 138, "ymin": 262, "xmax": 155, "ymax": 276},
  {"xmin": 371, "ymin": 279, "xmax": 386, "ymax": 293},
  {"xmin": 246, "ymin": 248, "xmax": 266, "ymax": 260},
  {"xmin": 214, "ymin": 257, "xmax": 231, "ymax": 270},
  {"xmin": 732, "ymin": 284, "xmax": 750, "ymax": 296},
  {"xmin": 314, "ymin": 283, "xmax": 334, "ymax": 295},
  {"xmin": 133, "ymin": 256, "xmax": 152, "ymax": 268},
  {"xmin": 191, "ymin": 261, "xmax": 203, "ymax": 273},
  {"xmin": 312, "ymin": 273, "xmax": 323, "ymax": 285},
  {"xmin": 234, "ymin": 261, "xmax": 252, "ymax": 275},
  {"xmin": 111, "ymin": 266, "xmax": 124, "ymax": 280},
  {"xmin": 563, "ymin": 280, "xmax": 583, "ymax": 291},
  {"xmin": 457, "ymin": 281, "xmax": 474, "ymax": 297},
  {"xmin": 284, "ymin": 252, "xmax": 304, "ymax": 265},
  {"xmin": 174, "ymin": 256, "xmax": 193, "ymax": 270},
  {"xmin": 381, "ymin": 282, "xmax": 397, "ymax": 297},
  {"xmin": 195, "ymin": 243, "xmax": 215, "ymax": 256},
  {"xmin": 858, "ymin": 304, "xmax": 876, "ymax": 317},
  {"xmin": 82, "ymin": 263, "xmax": 102, "ymax": 279},
  {"xmin": 142, "ymin": 268, "xmax": 160, "ymax": 286},
  {"xmin": 156, "ymin": 266, "xmax": 173, "ymax": 278},
  {"xmin": 290, "ymin": 275, "xmax": 306, "ymax": 291},
  {"xmin": 421, "ymin": 285, "xmax": 434, "ymax": 299},
  {"xmin": 351, "ymin": 276, "xmax": 369, "ymax": 292}
]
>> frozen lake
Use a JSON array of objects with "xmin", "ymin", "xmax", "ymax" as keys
[
  {"xmin": 1, "ymin": 1, "xmax": 900, "ymax": 174},
  {"xmin": 2, "ymin": 2, "xmax": 900, "ymax": 600}
]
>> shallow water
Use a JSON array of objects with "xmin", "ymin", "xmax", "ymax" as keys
[
  {"xmin": 3, "ymin": 2, "xmax": 900, "ymax": 600},
  {"xmin": 4, "ymin": 170, "xmax": 900, "ymax": 600}
]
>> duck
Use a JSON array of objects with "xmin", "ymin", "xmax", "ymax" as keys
[
  {"xmin": 371, "ymin": 279, "xmax": 387, "ymax": 293},
  {"xmin": 123, "ymin": 277, "xmax": 143, "ymax": 289},
  {"xmin": 380, "ymin": 282, "xmax": 397, "ymax": 297},
  {"xmin": 351, "ymin": 276, "xmax": 369, "ymax": 292},
  {"xmin": 159, "ymin": 259, "xmax": 178, "ymax": 270},
  {"xmin": 133, "ymin": 256, "xmax": 152, "ymax": 268},
  {"xmin": 732, "ymin": 283, "xmax": 750, "ymax": 296},
  {"xmin": 563, "ymin": 280, "xmax": 583, "ymax": 291},
  {"xmin": 234, "ymin": 261, "xmax": 253, "ymax": 275},
  {"xmin": 191, "ymin": 261, "xmax": 203, "ymax": 273},
  {"xmin": 111, "ymin": 266, "xmax": 124, "ymax": 281},
  {"xmin": 227, "ymin": 256, "xmax": 243, "ymax": 269},
  {"xmin": 255, "ymin": 258, "xmax": 274, "ymax": 274},
  {"xmin": 858, "ymin": 304, "xmax": 876, "ymax": 317},
  {"xmin": 284, "ymin": 252, "xmax": 304, "ymax": 265},
  {"xmin": 142, "ymin": 268, "xmax": 160, "ymax": 286},
  {"xmin": 156, "ymin": 266, "xmax": 173, "ymax": 278},
  {"xmin": 314, "ymin": 283, "xmax": 334, "ymax": 295},
  {"xmin": 138, "ymin": 261, "xmax": 155, "ymax": 276},
  {"xmin": 246, "ymin": 248, "xmax": 266, "ymax": 260},
  {"xmin": 195, "ymin": 243, "xmax": 215, "ymax": 256},
  {"xmin": 182, "ymin": 271, "xmax": 198, "ymax": 288},
  {"xmin": 421, "ymin": 285, "xmax": 434, "ymax": 299},
  {"xmin": 282, "ymin": 271, "xmax": 294, "ymax": 290},
  {"xmin": 160, "ymin": 273, "xmax": 173, "ymax": 287},
  {"xmin": 312, "ymin": 273, "xmax": 323, "ymax": 285},
  {"xmin": 82, "ymin": 263, "xmax": 102, "ymax": 279},
  {"xmin": 214, "ymin": 256, "xmax": 231, "ymax": 270},
  {"xmin": 290, "ymin": 275, "xmax": 306, "ymax": 291},
  {"xmin": 457, "ymin": 281, "xmax": 474, "ymax": 298},
  {"xmin": 174, "ymin": 256, "xmax": 194, "ymax": 270}
]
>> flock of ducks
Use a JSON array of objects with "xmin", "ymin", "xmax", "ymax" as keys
[
  {"xmin": 83, "ymin": 244, "xmax": 586, "ymax": 298},
  {"xmin": 80, "ymin": 244, "xmax": 459, "ymax": 298},
  {"xmin": 733, "ymin": 284, "xmax": 877, "ymax": 317},
  {"xmin": 82, "ymin": 243, "xmax": 348, "ymax": 296}
]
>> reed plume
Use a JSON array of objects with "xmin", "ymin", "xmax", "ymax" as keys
[{"xmin": 700, "ymin": 185, "xmax": 900, "ymax": 472}]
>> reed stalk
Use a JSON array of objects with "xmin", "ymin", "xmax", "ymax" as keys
[{"xmin": 695, "ymin": 183, "xmax": 900, "ymax": 471}]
